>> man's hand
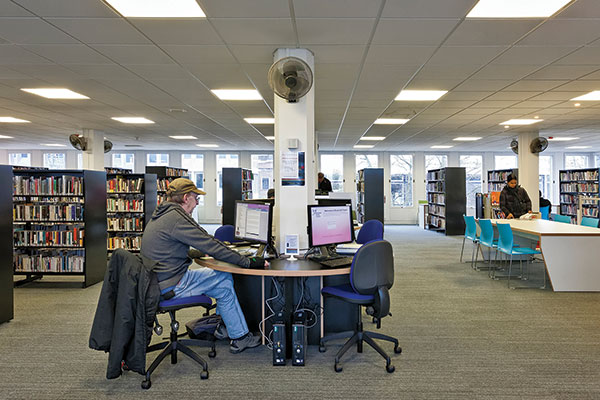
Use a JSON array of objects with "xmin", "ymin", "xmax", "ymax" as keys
[
  {"xmin": 507, "ymin": 213, "xmax": 514, "ymax": 219},
  {"xmin": 248, "ymin": 256, "xmax": 267, "ymax": 269}
]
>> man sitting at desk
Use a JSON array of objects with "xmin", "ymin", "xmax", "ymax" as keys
[
  {"xmin": 318, "ymin": 172, "xmax": 333, "ymax": 192},
  {"xmin": 141, "ymin": 178, "xmax": 267, "ymax": 353}
]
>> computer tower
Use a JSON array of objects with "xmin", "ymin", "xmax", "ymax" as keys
[
  {"xmin": 272, "ymin": 312, "xmax": 286, "ymax": 366},
  {"xmin": 292, "ymin": 311, "xmax": 307, "ymax": 366}
]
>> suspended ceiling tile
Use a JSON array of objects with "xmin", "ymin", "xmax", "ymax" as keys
[
  {"xmin": 210, "ymin": 18, "xmax": 296, "ymax": 45},
  {"xmin": 526, "ymin": 65, "xmax": 599, "ymax": 80},
  {"xmin": 130, "ymin": 20, "xmax": 222, "ymax": 45},
  {"xmin": 366, "ymin": 45, "xmax": 436, "ymax": 65},
  {"xmin": 309, "ymin": 45, "xmax": 366, "ymax": 64},
  {"xmin": 92, "ymin": 44, "xmax": 174, "ymax": 64},
  {"xmin": 383, "ymin": 0, "xmax": 476, "ymax": 18},
  {"xmin": 23, "ymin": 44, "xmax": 112, "ymax": 64},
  {"xmin": 471, "ymin": 64, "xmax": 540, "ymax": 80},
  {"xmin": 428, "ymin": 45, "xmax": 508, "ymax": 66},
  {"xmin": 505, "ymin": 80, "xmax": 568, "ymax": 91},
  {"xmin": 296, "ymin": 19, "xmax": 375, "ymax": 45},
  {"xmin": 373, "ymin": 19, "xmax": 459, "ymax": 46},
  {"xmin": 445, "ymin": 20, "xmax": 540, "ymax": 46},
  {"xmin": 13, "ymin": 0, "xmax": 117, "ymax": 17},
  {"xmin": 47, "ymin": 18, "xmax": 151, "ymax": 45},
  {"xmin": 492, "ymin": 46, "xmax": 577, "ymax": 65},
  {"xmin": 519, "ymin": 19, "xmax": 600, "ymax": 46},
  {"xmin": 161, "ymin": 45, "xmax": 236, "ymax": 65},
  {"xmin": 295, "ymin": 0, "xmax": 381, "ymax": 18}
]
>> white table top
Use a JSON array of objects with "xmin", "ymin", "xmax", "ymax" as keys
[{"xmin": 490, "ymin": 219, "xmax": 600, "ymax": 236}]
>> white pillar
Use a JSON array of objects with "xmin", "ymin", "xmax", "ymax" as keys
[
  {"xmin": 518, "ymin": 129, "xmax": 539, "ymax": 212},
  {"xmin": 81, "ymin": 129, "xmax": 105, "ymax": 171},
  {"xmin": 273, "ymin": 48, "xmax": 315, "ymax": 253}
]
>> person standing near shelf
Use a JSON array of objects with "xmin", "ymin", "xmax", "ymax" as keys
[
  {"xmin": 141, "ymin": 178, "xmax": 268, "ymax": 354},
  {"xmin": 499, "ymin": 174, "xmax": 532, "ymax": 219},
  {"xmin": 318, "ymin": 172, "xmax": 333, "ymax": 192}
]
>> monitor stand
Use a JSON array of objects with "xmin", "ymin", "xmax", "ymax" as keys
[{"xmin": 256, "ymin": 242, "xmax": 279, "ymax": 258}]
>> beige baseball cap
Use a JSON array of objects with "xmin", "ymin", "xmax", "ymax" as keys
[{"xmin": 167, "ymin": 178, "xmax": 206, "ymax": 196}]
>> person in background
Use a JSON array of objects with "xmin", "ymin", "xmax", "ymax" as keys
[
  {"xmin": 267, "ymin": 188, "xmax": 275, "ymax": 199},
  {"xmin": 317, "ymin": 172, "xmax": 333, "ymax": 192},
  {"xmin": 539, "ymin": 190, "xmax": 551, "ymax": 209},
  {"xmin": 499, "ymin": 174, "xmax": 532, "ymax": 219}
]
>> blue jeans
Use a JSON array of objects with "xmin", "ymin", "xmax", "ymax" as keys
[{"xmin": 173, "ymin": 263, "xmax": 248, "ymax": 339}]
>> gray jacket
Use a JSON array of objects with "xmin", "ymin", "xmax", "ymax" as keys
[{"xmin": 141, "ymin": 202, "xmax": 250, "ymax": 290}]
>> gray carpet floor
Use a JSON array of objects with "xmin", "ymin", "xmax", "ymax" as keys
[{"xmin": 1, "ymin": 225, "xmax": 599, "ymax": 399}]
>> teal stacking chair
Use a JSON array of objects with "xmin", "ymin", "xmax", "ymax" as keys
[
  {"xmin": 472, "ymin": 219, "xmax": 498, "ymax": 273},
  {"xmin": 581, "ymin": 217, "xmax": 599, "ymax": 228},
  {"xmin": 540, "ymin": 206, "xmax": 550, "ymax": 220},
  {"xmin": 460, "ymin": 215, "xmax": 479, "ymax": 269},
  {"xmin": 496, "ymin": 223, "xmax": 544, "ymax": 289},
  {"xmin": 553, "ymin": 214, "xmax": 571, "ymax": 224}
]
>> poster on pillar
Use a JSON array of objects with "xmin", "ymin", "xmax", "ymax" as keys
[{"xmin": 281, "ymin": 152, "xmax": 305, "ymax": 186}]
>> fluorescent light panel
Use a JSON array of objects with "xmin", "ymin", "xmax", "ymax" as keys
[
  {"xmin": 112, "ymin": 117, "xmax": 154, "ymax": 124},
  {"xmin": 244, "ymin": 118, "xmax": 274, "ymax": 124},
  {"xmin": 354, "ymin": 145, "xmax": 374, "ymax": 149},
  {"xmin": 547, "ymin": 137, "xmax": 579, "ymax": 141},
  {"xmin": 0, "ymin": 135, "xmax": 14, "ymax": 139},
  {"xmin": 431, "ymin": 145, "xmax": 453, "ymax": 149},
  {"xmin": 0, "ymin": 117, "xmax": 30, "ymax": 123},
  {"xmin": 566, "ymin": 146, "xmax": 591, "ymax": 149},
  {"xmin": 104, "ymin": 0, "xmax": 205, "ymax": 17},
  {"xmin": 374, "ymin": 118, "xmax": 410, "ymax": 125},
  {"xmin": 500, "ymin": 119, "xmax": 543, "ymax": 125},
  {"xmin": 453, "ymin": 137, "xmax": 482, "ymax": 141},
  {"xmin": 264, "ymin": 136, "xmax": 275, "ymax": 140},
  {"xmin": 42, "ymin": 144, "xmax": 66, "ymax": 147},
  {"xmin": 395, "ymin": 90, "xmax": 447, "ymax": 101},
  {"xmin": 212, "ymin": 90, "xmax": 262, "ymax": 101},
  {"xmin": 360, "ymin": 137, "xmax": 386, "ymax": 141},
  {"xmin": 196, "ymin": 144, "xmax": 219, "ymax": 148},
  {"xmin": 21, "ymin": 88, "xmax": 89, "ymax": 99},
  {"xmin": 169, "ymin": 135, "xmax": 197, "ymax": 139},
  {"xmin": 571, "ymin": 91, "xmax": 600, "ymax": 101},
  {"xmin": 467, "ymin": 0, "xmax": 571, "ymax": 18}
]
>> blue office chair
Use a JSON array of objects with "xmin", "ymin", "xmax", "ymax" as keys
[
  {"xmin": 319, "ymin": 240, "xmax": 401, "ymax": 373},
  {"xmin": 473, "ymin": 219, "xmax": 497, "ymax": 273},
  {"xmin": 214, "ymin": 224, "xmax": 238, "ymax": 243},
  {"xmin": 540, "ymin": 206, "xmax": 550, "ymax": 220},
  {"xmin": 142, "ymin": 295, "xmax": 216, "ymax": 389},
  {"xmin": 496, "ymin": 223, "xmax": 544, "ymax": 289},
  {"xmin": 356, "ymin": 219, "xmax": 384, "ymax": 244},
  {"xmin": 553, "ymin": 214, "xmax": 571, "ymax": 224},
  {"xmin": 581, "ymin": 217, "xmax": 599, "ymax": 228},
  {"xmin": 460, "ymin": 215, "xmax": 479, "ymax": 269}
]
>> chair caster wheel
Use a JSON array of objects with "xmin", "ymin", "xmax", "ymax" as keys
[
  {"xmin": 208, "ymin": 350, "xmax": 216, "ymax": 358},
  {"xmin": 141, "ymin": 379, "xmax": 151, "ymax": 390},
  {"xmin": 386, "ymin": 364, "xmax": 395, "ymax": 373},
  {"xmin": 334, "ymin": 363, "xmax": 343, "ymax": 373},
  {"xmin": 318, "ymin": 346, "xmax": 326, "ymax": 353},
  {"xmin": 394, "ymin": 345, "xmax": 402, "ymax": 354},
  {"xmin": 201, "ymin": 370, "xmax": 209, "ymax": 380}
]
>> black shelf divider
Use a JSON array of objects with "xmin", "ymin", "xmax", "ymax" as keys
[
  {"xmin": 356, "ymin": 168, "xmax": 384, "ymax": 224},
  {"xmin": 1, "ymin": 166, "xmax": 13, "ymax": 323},
  {"xmin": 222, "ymin": 167, "xmax": 253, "ymax": 226},
  {"xmin": 426, "ymin": 167, "xmax": 466, "ymax": 235}
]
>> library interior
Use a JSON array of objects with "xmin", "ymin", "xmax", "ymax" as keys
[{"xmin": 2, "ymin": 0, "xmax": 600, "ymax": 398}]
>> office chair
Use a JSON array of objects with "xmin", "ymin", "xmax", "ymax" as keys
[
  {"xmin": 553, "ymin": 214, "xmax": 571, "ymax": 224},
  {"xmin": 356, "ymin": 219, "xmax": 384, "ymax": 244},
  {"xmin": 540, "ymin": 206, "xmax": 550, "ymax": 220},
  {"xmin": 319, "ymin": 240, "xmax": 401, "ymax": 373},
  {"xmin": 142, "ymin": 295, "xmax": 216, "ymax": 389},
  {"xmin": 473, "ymin": 219, "xmax": 498, "ymax": 273},
  {"xmin": 460, "ymin": 215, "xmax": 479, "ymax": 269},
  {"xmin": 214, "ymin": 224, "xmax": 237, "ymax": 243},
  {"xmin": 496, "ymin": 223, "xmax": 544, "ymax": 289},
  {"xmin": 581, "ymin": 217, "xmax": 599, "ymax": 228}
]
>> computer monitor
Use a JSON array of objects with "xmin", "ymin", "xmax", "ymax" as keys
[
  {"xmin": 307, "ymin": 205, "xmax": 355, "ymax": 253},
  {"xmin": 234, "ymin": 200, "xmax": 273, "ymax": 245}
]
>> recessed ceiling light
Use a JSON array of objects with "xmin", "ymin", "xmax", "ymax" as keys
[
  {"xmin": 574, "ymin": 103, "xmax": 581, "ymax": 107},
  {"xmin": 359, "ymin": 137, "xmax": 386, "ymax": 141},
  {"xmin": 264, "ymin": 136, "xmax": 275, "ymax": 140},
  {"xmin": 431, "ymin": 145, "xmax": 453, "ymax": 149},
  {"xmin": 548, "ymin": 137, "xmax": 579, "ymax": 141},
  {"xmin": 467, "ymin": 0, "xmax": 571, "ymax": 18},
  {"xmin": 21, "ymin": 88, "xmax": 89, "ymax": 99},
  {"xmin": 395, "ymin": 90, "xmax": 448, "ymax": 101},
  {"xmin": 374, "ymin": 118, "xmax": 410, "ymax": 125},
  {"xmin": 169, "ymin": 135, "xmax": 197, "ymax": 140},
  {"xmin": 112, "ymin": 117, "xmax": 154, "ymax": 124},
  {"xmin": 534, "ymin": 116, "xmax": 540, "ymax": 119},
  {"xmin": 504, "ymin": 125, "xmax": 510, "ymax": 129},
  {"xmin": 196, "ymin": 144, "xmax": 219, "ymax": 148},
  {"xmin": 244, "ymin": 118, "xmax": 274, "ymax": 124},
  {"xmin": 566, "ymin": 146, "xmax": 591, "ymax": 149},
  {"xmin": 0, "ymin": 135, "xmax": 14, "ymax": 139},
  {"xmin": 499, "ymin": 119, "xmax": 543, "ymax": 125},
  {"xmin": 211, "ymin": 90, "xmax": 262, "ymax": 101},
  {"xmin": 0, "ymin": 117, "xmax": 30, "ymax": 123},
  {"xmin": 104, "ymin": 0, "xmax": 206, "ymax": 17},
  {"xmin": 571, "ymin": 91, "xmax": 600, "ymax": 101},
  {"xmin": 42, "ymin": 143, "xmax": 67, "ymax": 147},
  {"xmin": 453, "ymin": 137, "xmax": 482, "ymax": 141},
  {"xmin": 354, "ymin": 145, "xmax": 374, "ymax": 149}
]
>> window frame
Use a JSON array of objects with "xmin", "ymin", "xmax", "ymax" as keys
[{"xmin": 390, "ymin": 153, "xmax": 414, "ymax": 208}]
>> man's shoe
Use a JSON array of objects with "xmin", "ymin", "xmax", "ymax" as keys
[
  {"xmin": 230, "ymin": 333, "xmax": 261, "ymax": 354},
  {"xmin": 214, "ymin": 322, "xmax": 228, "ymax": 340}
]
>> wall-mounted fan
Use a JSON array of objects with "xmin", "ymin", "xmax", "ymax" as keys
[
  {"xmin": 268, "ymin": 57, "xmax": 313, "ymax": 103},
  {"xmin": 530, "ymin": 137, "xmax": 548, "ymax": 153},
  {"xmin": 104, "ymin": 140, "xmax": 113, "ymax": 153},
  {"xmin": 69, "ymin": 134, "xmax": 87, "ymax": 151},
  {"xmin": 510, "ymin": 139, "xmax": 518, "ymax": 155}
]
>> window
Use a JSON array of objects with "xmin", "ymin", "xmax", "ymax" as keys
[
  {"xmin": 495, "ymin": 155, "xmax": 517, "ymax": 170},
  {"xmin": 9, "ymin": 153, "xmax": 31, "ymax": 167},
  {"xmin": 112, "ymin": 153, "xmax": 135, "ymax": 171},
  {"xmin": 390, "ymin": 154, "xmax": 413, "ymax": 207},
  {"xmin": 251, "ymin": 154, "xmax": 274, "ymax": 199},
  {"xmin": 217, "ymin": 154, "xmax": 239, "ymax": 206},
  {"xmin": 355, "ymin": 154, "xmax": 378, "ymax": 172},
  {"xmin": 539, "ymin": 156, "xmax": 553, "ymax": 203},
  {"xmin": 460, "ymin": 155, "xmax": 482, "ymax": 209},
  {"xmin": 320, "ymin": 154, "xmax": 344, "ymax": 192},
  {"xmin": 43, "ymin": 153, "xmax": 66, "ymax": 169},
  {"xmin": 147, "ymin": 153, "xmax": 169, "ymax": 166},
  {"xmin": 181, "ymin": 154, "xmax": 204, "ymax": 207},
  {"xmin": 77, "ymin": 153, "xmax": 83, "ymax": 169},
  {"xmin": 595, "ymin": 155, "xmax": 600, "ymax": 168},
  {"xmin": 565, "ymin": 154, "xmax": 588, "ymax": 169},
  {"xmin": 425, "ymin": 155, "xmax": 448, "ymax": 171}
]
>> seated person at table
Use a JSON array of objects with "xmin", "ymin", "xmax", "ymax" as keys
[
  {"xmin": 499, "ymin": 174, "xmax": 532, "ymax": 219},
  {"xmin": 318, "ymin": 172, "xmax": 333, "ymax": 192},
  {"xmin": 141, "ymin": 178, "xmax": 267, "ymax": 353},
  {"xmin": 539, "ymin": 190, "xmax": 551, "ymax": 209}
]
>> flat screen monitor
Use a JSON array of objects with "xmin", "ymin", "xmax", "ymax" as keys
[
  {"xmin": 234, "ymin": 200, "xmax": 273, "ymax": 244},
  {"xmin": 307, "ymin": 204, "xmax": 355, "ymax": 248}
]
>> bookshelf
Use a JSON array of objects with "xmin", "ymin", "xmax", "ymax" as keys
[
  {"xmin": 106, "ymin": 173, "xmax": 157, "ymax": 253},
  {"xmin": 222, "ymin": 168, "xmax": 254, "ymax": 226},
  {"xmin": 145, "ymin": 166, "xmax": 188, "ymax": 205},
  {"xmin": 1, "ymin": 166, "xmax": 13, "ymax": 323},
  {"xmin": 426, "ymin": 167, "xmax": 466, "ymax": 235},
  {"xmin": 356, "ymin": 168, "xmax": 384, "ymax": 224},
  {"xmin": 559, "ymin": 168, "xmax": 600, "ymax": 223},
  {"xmin": 13, "ymin": 169, "xmax": 107, "ymax": 288},
  {"xmin": 487, "ymin": 168, "xmax": 518, "ymax": 218},
  {"xmin": 105, "ymin": 167, "xmax": 132, "ymax": 175}
]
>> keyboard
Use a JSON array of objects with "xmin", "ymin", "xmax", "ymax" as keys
[{"xmin": 318, "ymin": 256, "xmax": 354, "ymax": 268}]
